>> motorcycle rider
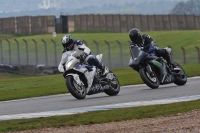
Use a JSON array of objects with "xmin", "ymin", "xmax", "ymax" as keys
[
  {"xmin": 58, "ymin": 34, "xmax": 109, "ymax": 76},
  {"xmin": 129, "ymin": 28, "xmax": 178, "ymax": 82}
]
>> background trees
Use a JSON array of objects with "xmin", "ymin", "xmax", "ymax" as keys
[{"xmin": 171, "ymin": 0, "xmax": 200, "ymax": 15}]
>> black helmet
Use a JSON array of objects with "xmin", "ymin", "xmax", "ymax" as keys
[
  {"xmin": 61, "ymin": 34, "xmax": 74, "ymax": 50},
  {"xmin": 129, "ymin": 28, "xmax": 141, "ymax": 44}
]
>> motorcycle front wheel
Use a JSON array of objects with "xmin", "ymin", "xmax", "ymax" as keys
[
  {"xmin": 139, "ymin": 67, "xmax": 160, "ymax": 89},
  {"xmin": 65, "ymin": 76, "xmax": 86, "ymax": 100}
]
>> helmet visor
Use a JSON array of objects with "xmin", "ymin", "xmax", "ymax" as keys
[
  {"xmin": 63, "ymin": 39, "xmax": 74, "ymax": 50},
  {"xmin": 66, "ymin": 39, "xmax": 74, "ymax": 49},
  {"xmin": 130, "ymin": 35, "xmax": 141, "ymax": 44}
]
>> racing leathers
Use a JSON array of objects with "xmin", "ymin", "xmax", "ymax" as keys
[
  {"xmin": 58, "ymin": 40, "xmax": 108, "ymax": 75},
  {"xmin": 130, "ymin": 34, "xmax": 174, "ymax": 66}
]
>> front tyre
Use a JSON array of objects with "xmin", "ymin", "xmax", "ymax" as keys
[
  {"xmin": 173, "ymin": 62, "xmax": 187, "ymax": 86},
  {"xmin": 66, "ymin": 76, "xmax": 86, "ymax": 100},
  {"xmin": 139, "ymin": 67, "xmax": 160, "ymax": 89},
  {"xmin": 104, "ymin": 73, "xmax": 120, "ymax": 96}
]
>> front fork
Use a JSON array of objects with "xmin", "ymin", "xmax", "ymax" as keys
[
  {"xmin": 66, "ymin": 74, "xmax": 84, "ymax": 86},
  {"xmin": 145, "ymin": 64, "xmax": 155, "ymax": 77}
]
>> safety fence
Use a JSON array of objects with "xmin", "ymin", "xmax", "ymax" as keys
[
  {"xmin": 0, "ymin": 39, "xmax": 200, "ymax": 69},
  {"xmin": 0, "ymin": 16, "xmax": 55, "ymax": 34},
  {"xmin": 66, "ymin": 14, "xmax": 200, "ymax": 33},
  {"xmin": 1, "ymin": 14, "xmax": 200, "ymax": 34}
]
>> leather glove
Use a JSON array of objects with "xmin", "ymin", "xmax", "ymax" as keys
[
  {"xmin": 149, "ymin": 51, "xmax": 155, "ymax": 56},
  {"xmin": 79, "ymin": 52, "xmax": 88, "ymax": 60},
  {"xmin": 139, "ymin": 47, "xmax": 144, "ymax": 50},
  {"xmin": 149, "ymin": 46, "xmax": 159, "ymax": 52},
  {"xmin": 164, "ymin": 47, "xmax": 172, "ymax": 54}
]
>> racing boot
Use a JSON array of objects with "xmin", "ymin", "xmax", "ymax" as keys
[
  {"xmin": 164, "ymin": 52, "xmax": 180, "ymax": 71},
  {"xmin": 87, "ymin": 56, "xmax": 109, "ymax": 75},
  {"xmin": 168, "ymin": 61, "xmax": 181, "ymax": 71}
]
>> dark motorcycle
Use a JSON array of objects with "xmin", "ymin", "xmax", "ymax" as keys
[{"xmin": 129, "ymin": 46, "xmax": 187, "ymax": 89}]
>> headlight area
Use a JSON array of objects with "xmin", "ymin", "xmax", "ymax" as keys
[{"xmin": 65, "ymin": 60, "xmax": 73, "ymax": 69}]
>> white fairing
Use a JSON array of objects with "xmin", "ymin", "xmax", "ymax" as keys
[
  {"xmin": 129, "ymin": 57, "xmax": 134, "ymax": 65},
  {"xmin": 96, "ymin": 54, "xmax": 102, "ymax": 62},
  {"xmin": 67, "ymin": 74, "xmax": 84, "ymax": 86},
  {"xmin": 58, "ymin": 51, "xmax": 77, "ymax": 72}
]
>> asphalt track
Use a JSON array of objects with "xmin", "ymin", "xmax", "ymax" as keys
[{"xmin": 0, "ymin": 77, "xmax": 200, "ymax": 121}]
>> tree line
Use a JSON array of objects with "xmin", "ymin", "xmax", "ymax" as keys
[{"xmin": 171, "ymin": 0, "xmax": 200, "ymax": 15}]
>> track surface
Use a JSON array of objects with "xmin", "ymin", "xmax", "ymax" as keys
[{"xmin": 0, "ymin": 77, "xmax": 200, "ymax": 117}]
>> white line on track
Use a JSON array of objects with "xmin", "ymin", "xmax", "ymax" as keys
[
  {"xmin": 0, "ymin": 76, "xmax": 200, "ymax": 121},
  {"xmin": 1, "ymin": 95, "xmax": 200, "ymax": 121}
]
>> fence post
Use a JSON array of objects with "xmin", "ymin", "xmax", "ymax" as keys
[
  {"xmin": 41, "ymin": 39, "xmax": 48, "ymax": 66},
  {"xmin": 168, "ymin": 45, "xmax": 173, "ymax": 61},
  {"xmin": 93, "ymin": 40, "xmax": 100, "ymax": 54},
  {"xmin": 116, "ymin": 40, "xmax": 123, "ymax": 68},
  {"xmin": 5, "ymin": 39, "xmax": 11, "ymax": 64},
  {"xmin": 82, "ymin": 40, "xmax": 88, "ymax": 46},
  {"xmin": 196, "ymin": 46, "xmax": 200, "ymax": 63},
  {"xmin": 23, "ymin": 39, "xmax": 29, "ymax": 65},
  {"xmin": 32, "ymin": 39, "xmax": 38, "ymax": 65},
  {"xmin": 14, "ymin": 39, "xmax": 20, "ymax": 65},
  {"xmin": 181, "ymin": 47, "xmax": 186, "ymax": 64},
  {"xmin": 104, "ymin": 40, "xmax": 111, "ymax": 69},
  {"xmin": 51, "ymin": 39, "xmax": 58, "ymax": 66},
  {"xmin": 0, "ymin": 40, "xmax": 3, "ymax": 63}
]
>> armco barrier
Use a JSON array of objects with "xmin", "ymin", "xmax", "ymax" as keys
[{"xmin": 0, "ymin": 64, "xmax": 60, "ymax": 75}]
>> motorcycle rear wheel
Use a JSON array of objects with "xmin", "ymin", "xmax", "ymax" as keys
[
  {"xmin": 104, "ymin": 73, "xmax": 120, "ymax": 96},
  {"xmin": 139, "ymin": 67, "xmax": 160, "ymax": 89},
  {"xmin": 173, "ymin": 62, "xmax": 187, "ymax": 86},
  {"xmin": 66, "ymin": 76, "xmax": 86, "ymax": 100}
]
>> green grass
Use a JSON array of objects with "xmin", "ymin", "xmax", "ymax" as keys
[
  {"xmin": 0, "ymin": 64, "xmax": 200, "ymax": 101},
  {"xmin": 0, "ymin": 32, "xmax": 200, "ymax": 132},
  {"xmin": 0, "ymin": 34, "xmax": 16, "ymax": 40},
  {"xmin": 0, "ymin": 99, "xmax": 200, "ymax": 132},
  {"xmin": 1, "ymin": 30, "xmax": 200, "ymax": 65}
]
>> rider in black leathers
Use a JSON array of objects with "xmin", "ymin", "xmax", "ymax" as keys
[{"xmin": 129, "ymin": 28, "xmax": 178, "ymax": 82}]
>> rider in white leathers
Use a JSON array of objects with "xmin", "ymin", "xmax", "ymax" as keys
[{"xmin": 58, "ymin": 34, "xmax": 109, "ymax": 75}]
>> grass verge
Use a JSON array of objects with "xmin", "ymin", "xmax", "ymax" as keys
[{"xmin": 0, "ymin": 99, "xmax": 200, "ymax": 132}]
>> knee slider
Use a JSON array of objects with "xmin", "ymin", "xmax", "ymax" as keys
[{"xmin": 164, "ymin": 47, "xmax": 172, "ymax": 54}]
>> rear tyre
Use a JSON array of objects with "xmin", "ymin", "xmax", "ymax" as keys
[
  {"xmin": 104, "ymin": 73, "xmax": 120, "ymax": 96},
  {"xmin": 173, "ymin": 62, "xmax": 187, "ymax": 86},
  {"xmin": 139, "ymin": 67, "xmax": 160, "ymax": 89},
  {"xmin": 66, "ymin": 76, "xmax": 86, "ymax": 100}
]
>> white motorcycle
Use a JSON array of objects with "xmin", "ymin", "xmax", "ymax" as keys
[{"xmin": 58, "ymin": 51, "xmax": 120, "ymax": 99}]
